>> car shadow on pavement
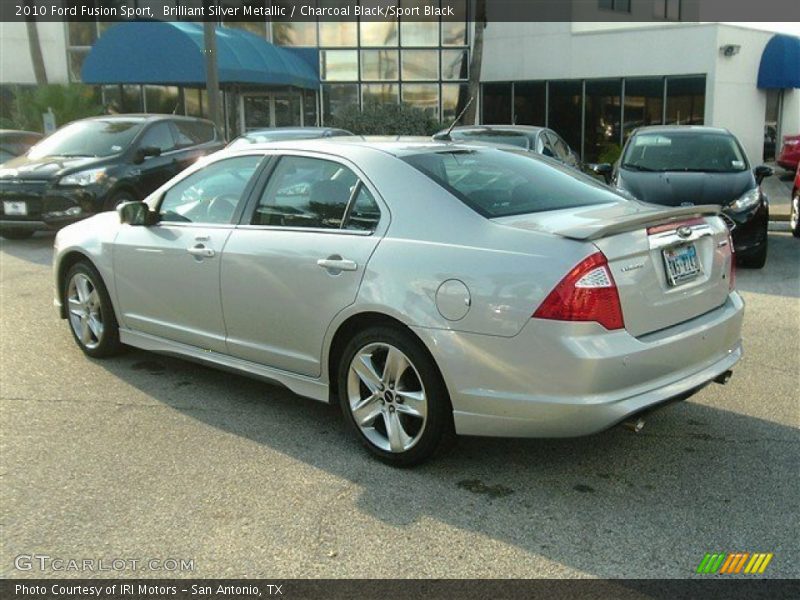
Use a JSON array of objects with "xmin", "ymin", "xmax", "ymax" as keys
[
  {"xmin": 736, "ymin": 232, "xmax": 800, "ymax": 300},
  {"xmin": 93, "ymin": 347, "xmax": 800, "ymax": 578},
  {"xmin": 0, "ymin": 233, "xmax": 56, "ymax": 266}
]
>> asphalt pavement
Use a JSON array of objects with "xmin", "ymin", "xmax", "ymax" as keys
[{"xmin": 0, "ymin": 230, "xmax": 798, "ymax": 579}]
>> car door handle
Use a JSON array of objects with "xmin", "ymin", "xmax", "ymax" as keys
[
  {"xmin": 317, "ymin": 257, "xmax": 358, "ymax": 272},
  {"xmin": 187, "ymin": 244, "xmax": 215, "ymax": 258}
]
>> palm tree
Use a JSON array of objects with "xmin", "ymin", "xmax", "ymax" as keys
[
  {"xmin": 25, "ymin": 0, "xmax": 47, "ymax": 85},
  {"xmin": 463, "ymin": 0, "xmax": 486, "ymax": 125}
]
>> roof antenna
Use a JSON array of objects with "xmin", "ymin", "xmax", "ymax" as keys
[{"xmin": 439, "ymin": 96, "xmax": 474, "ymax": 141}]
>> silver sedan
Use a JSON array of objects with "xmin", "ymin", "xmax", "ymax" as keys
[{"xmin": 53, "ymin": 141, "xmax": 744, "ymax": 464}]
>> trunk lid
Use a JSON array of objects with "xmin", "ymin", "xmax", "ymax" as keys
[{"xmin": 495, "ymin": 201, "xmax": 733, "ymax": 337}]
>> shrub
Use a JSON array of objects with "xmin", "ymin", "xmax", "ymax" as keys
[
  {"xmin": 330, "ymin": 100, "xmax": 441, "ymax": 136},
  {"xmin": 598, "ymin": 143, "xmax": 622, "ymax": 165},
  {"xmin": 2, "ymin": 84, "xmax": 103, "ymax": 133}
]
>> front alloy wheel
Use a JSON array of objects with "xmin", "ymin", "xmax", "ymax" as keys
[
  {"xmin": 64, "ymin": 262, "xmax": 122, "ymax": 358},
  {"xmin": 339, "ymin": 327, "xmax": 453, "ymax": 465}
]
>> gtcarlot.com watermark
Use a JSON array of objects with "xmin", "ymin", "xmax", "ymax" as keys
[{"xmin": 14, "ymin": 554, "xmax": 195, "ymax": 573}]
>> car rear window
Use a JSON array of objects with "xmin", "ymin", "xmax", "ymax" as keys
[{"xmin": 401, "ymin": 149, "xmax": 621, "ymax": 218}]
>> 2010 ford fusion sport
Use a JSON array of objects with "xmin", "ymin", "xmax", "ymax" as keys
[{"xmin": 53, "ymin": 141, "xmax": 744, "ymax": 464}]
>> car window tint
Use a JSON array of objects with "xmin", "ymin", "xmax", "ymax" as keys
[
  {"xmin": 159, "ymin": 156, "xmax": 262, "ymax": 225},
  {"xmin": 539, "ymin": 133, "xmax": 556, "ymax": 158},
  {"xmin": 403, "ymin": 149, "xmax": 620, "ymax": 218},
  {"xmin": 174, "ymin": 120, "xmax": 216, "ymax": 148},
  {"xmin": 344, "ymin": 185, "xmax": 380, "ymax": 231},
  {"xmin": 622, "ymin": 132, "xmax": 748, "ymax": 173},
  {"xmin": 253, "ymin": 156, "xmax": 359, "ymax": 229},
  {"xmin": 139, "ymin": 123, "xmax": 176, "ymax": 153},
  {"xmin": 546, "ymin": 132, "xmax": 570, "ymax": 161}
]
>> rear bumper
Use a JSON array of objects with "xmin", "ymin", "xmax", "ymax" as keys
[{"xmin": 414, "ymin": 292, "xmax": 744, "ymax": 438}]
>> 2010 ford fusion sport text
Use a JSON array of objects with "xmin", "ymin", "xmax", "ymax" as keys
[{"xmin": 53, "ymin": 140, "xmax": 744, "ymax": 465}]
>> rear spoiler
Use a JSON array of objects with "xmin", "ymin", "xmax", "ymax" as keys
[{"xmin": 557, "ymin": 204, "xmax": 721, "ymax": 241}]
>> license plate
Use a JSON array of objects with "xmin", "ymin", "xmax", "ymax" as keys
[
  {"xmin": 3, "ymin": 201, "xmax": 27, "ymax": 216},
  {"xmin": 663, "ymin": 243, "xmax": 700, "ymax": 286}
]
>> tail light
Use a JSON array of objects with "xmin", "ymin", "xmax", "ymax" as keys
[{"xmin": 533, "ymin": 252, "xmax": 624, "ymax": 330}]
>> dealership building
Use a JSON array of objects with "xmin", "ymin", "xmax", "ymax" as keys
[{"xmin": 1, "ymin": 5, "xmax": 798, "ymax": 165}]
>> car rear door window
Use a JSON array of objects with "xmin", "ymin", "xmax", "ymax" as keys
[
  {"xmin": 546, "ymin": 131, "xmax": 571, "ymax": 162},
  {"xmin": 139, "ymin": 122, "xmax": 176, "ymax": 153},
  {"xmin": 252, "ymin": 156, "xmax": 361, "ymax": 229},
  {"xmin": 343, "ymin": 185, "xmax": 381, "ymax": 231},
  {"xmin": 173, "ymin": 120, "xmax": 216, "ymax": 148},
  {"xmin": 159, "ymin": 155, "xmax": 263, "ymax": 224}
]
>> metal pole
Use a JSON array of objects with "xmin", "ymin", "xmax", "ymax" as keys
[{"xmin": 204, "ymin": 19, "xmax": 221, "ymax": 131}]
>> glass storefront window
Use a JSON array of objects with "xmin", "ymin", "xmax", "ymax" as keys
[
  {"xmin": 319, "ymin": 4, "xmax": 357, "ymax": 47},
  {"xmin": 482, "ymin": 83, "xmax": 512, "ymax": 124},
  {"xmin": 442, "ymin": 49, "xmax": 468, "ymax": 81},
  {"xmin": 400, "ymin": 1, "xmax": 439, "ymax": 46},
  {"xmin": 224, "ymin": 20, "xmax": 267, "ymax": 38},
  {"xmin": 442, "ymin": 83, "xmax": 469, "ymax": 124},
  {"xmin": 623, "ymin": 77, "xmax": 664, "ymax": 139},
  {"xmin": 67, "ymin": 22, "xmax": 97, "ymax": 47},
  {"xmin": 666, "ymin": 76, "xmax": 705, "ymax": 125},
  {"xmin": 321, "ymin": 50, "xmax": 358, "ymax": 81},
  {"xmin": 67, "ymin": 50, "xmax": 89, "ymax": 82},
  {"xmin": 402, "ymin": 84, "xmax": 439, "ymax": 118},
  {"xmin": 144, "ymin": 86, "xmax": 180, "ymax": 114},
  {"xmin": 323, "ymin": 84, "xmax": 359, "ymax": 122},
  {"xmin": 184, "ymin": 88, "xmax": 204, "ymax": 118},
  {"xmin": 361, "ymin": 50, "xmax": 399, "ymax": 81},
  {"xmin": 272, "ymin": 20, "xmax": 317, "ymax": 46},
  {"xmin": 362, "ymin": 84, "xmax": 399, "ymax": 106},
  {"xmin": 584, "ymin": 79, "xmax": 622, "ymax": 162},
  {"xmin": 401, "ymin": 50, "xmax": 439, "ymax": 81},
  {"xmin": 442, "ymin": 0, "xmax": 468, "ymax": 46},
  {"xmin": 513, "ymin": 81, "xmax": 546, "ymax": 126},
  {"xmin": 548, "ymin": 80, "xmax": 582, "ymax": 152},
  {"xmin": 274, "ymin": 95, "xmax": 301, "ymax": 127},
  {"xmin": 360, "ymin": 21, "xmax": 399, "ymax": 47},
  {"xmin": 304, "ymin": 91, "xmax": 318, "ymax": 126}
]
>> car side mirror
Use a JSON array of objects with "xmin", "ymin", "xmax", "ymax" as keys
[
  {"xmin": 117, "ymin": 201, "xmax": 158, "ymax": 226},
  {"xmin": 754, "ymin": 165, "xmax": 773, "ymax": 184},
  {"xmin": 589, "ymin": 163, "xmax": 614, "ymax": 184},
  {"xmin": 133, "ymin": 145, "xmax": 161, "ymax": 165}
]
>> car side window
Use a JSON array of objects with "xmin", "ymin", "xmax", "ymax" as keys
[
  {"xmin": 252, "ymin": 156, "xmax": 360, "ymax": 229},
  {"xmin": 343, "ymin": 185, "xmax": 381, "ymax": 232},
  {"xmin": 547, "ymin": 132, "xmax": 570, "ymax": 162},
  {"xmin": 539, "ymin": 133, "xmax": 557, "ymax": 158},
  {"xmin": 173, "ymin": 120, "xmax": 216, "ymax": 149},
  {"xmin": 138, "ymin": 122, "xmax": 176, "ymax": 153},
  {"xmin": 159, "ymin": 156, "xmax": 263, "ymax": 225}
]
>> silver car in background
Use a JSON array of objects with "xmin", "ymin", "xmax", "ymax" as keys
[{"xmin": 53, "ymin": 141, "xmax": 743, "ymax": 464}]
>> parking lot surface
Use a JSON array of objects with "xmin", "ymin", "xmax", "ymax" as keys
[{"xmin": 1, "ymin": 230, "xmax": 798, "ymax": 579}]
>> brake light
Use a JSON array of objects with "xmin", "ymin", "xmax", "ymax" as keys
[{"xmin": 533, "ymin": 252, "xmax": 624, "ymax": 330}]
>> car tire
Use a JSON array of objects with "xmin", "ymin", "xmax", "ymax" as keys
[
  {"xmin": 64, "ymin": 261, "xmax": 123, "ymax": 358},
  {"xmin": 104, "ymin": 190, "xmax": 136, "ymax": 212},
  {"xmin": 791, "ymin": 193, "xmax": 800, "ymax": 238},
  {"xmin": 737, "ymin": 237, "xmax": 768, "ymax": 269},
  {"xmin": 0, "ymin": 228, "xmax": 35, "ymax": 240},
  {"xmin": 338, "ymin": 325, "xmax": 454, "ymax": 466}
]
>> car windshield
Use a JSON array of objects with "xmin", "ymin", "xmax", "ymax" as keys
[
  {"xmin": 451, "ymin": 130, "xmax": 531, "ymax": 150},
  {"xmin": 622, "ymin": 131, "xmax": 748, "ymax": 173},
  {"xmin": 28, "ymin": 120, "xmax": 144, "ymax": 159},
  {"xmin": 402, "ymin": 149, "xmax": 621, "ymax": 218}
]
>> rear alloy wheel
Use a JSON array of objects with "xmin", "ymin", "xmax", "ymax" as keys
[
  {"xmin": 339, "ymin": 327, "xmax": 453, "ymax": 465},
  {"xmin": 64, "ymin": 262, "xmax": 122, "ymax": 358},
  {"xmin": 0, "ymin": 228, "xmax": 35, "ymax": 240},
  {"xmin": 791, "ymin": 193, "xmax": 800, "ymax": 238}
]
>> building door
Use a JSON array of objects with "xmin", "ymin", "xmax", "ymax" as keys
[
  {"xmin": 764, "ymin": 89, "xmax": 783, "ymax": 162},
  {"xmin": 241, "ymin": 93, "xmax": 303, "ymax": 131}
]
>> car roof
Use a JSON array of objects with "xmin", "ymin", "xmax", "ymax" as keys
[
  {"xmin": 77, "ymin": 113, "xmax": 216, "ymax": 125},
  {"xmin": 631, "ymin": 125, "xmax": 732, "ymax": 136},
  {"xmin": 240, "ymin": 127, "xmax": 349, "ymax": 135},
  {"xmin": 446, "ymin": 125, "xmax": 545, "ymax": 135},
  {"xmin": 0, "ymin": 129, "xmax": 42, "ymax": 137}
]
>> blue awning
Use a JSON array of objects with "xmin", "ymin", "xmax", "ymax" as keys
[
  {"xmin": 758, "ymin": 34, "xmax": 800, "ymax": 89},
  {"xmin": 82, "ymin": 21, "xmax": 319, "ymax": 90}
]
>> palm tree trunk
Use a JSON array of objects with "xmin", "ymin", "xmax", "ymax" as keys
[
  {"xmin": 463, "ymin": 0, "xmax": 486, "ymax": 126},
  {"xmin": 25, "ymin": 2, "xmax": 47, "ymax": 85}
]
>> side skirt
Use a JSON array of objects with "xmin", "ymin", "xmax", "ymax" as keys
[{"xmin": 119, "ymin": 329, "xmax": 330, "ymax": 403}]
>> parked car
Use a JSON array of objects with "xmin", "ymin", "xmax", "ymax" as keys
[
  {"xmin": 777, "ymin": 133, "xmax": 800, "ymax": 172},
  {"xmin": 591, "ymin": 126, "xmax": 772, "ymax": 268},
  {"xmin": 53, "ymin": 140, "xmax": 743, "ymax": 464},
  {"xmin": 0, "ymin": 129, "xmax": 43, "ymax": 165},
  {"xmin": 792, "ymin": 164, "xmax": 800, "ymax": 238},
  {"xmin": 0, "ymin": 114, "xmax": 223, "ymax": 239},
  {"xmin": 227, "ymin": 127, "xmax": 353, "ymax": 149},
  {"xmin": 432, "ymin": 125, "xmax": 581, "ymax": 169}
]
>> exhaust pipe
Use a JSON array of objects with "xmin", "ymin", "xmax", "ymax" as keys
[
  {"xmin": 623, "ymin": 417, "xmax": 646, "ymax": 433},
  {"xmin": 714, "ymin": 370, "xmax": 733, "ymax": 385}
]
